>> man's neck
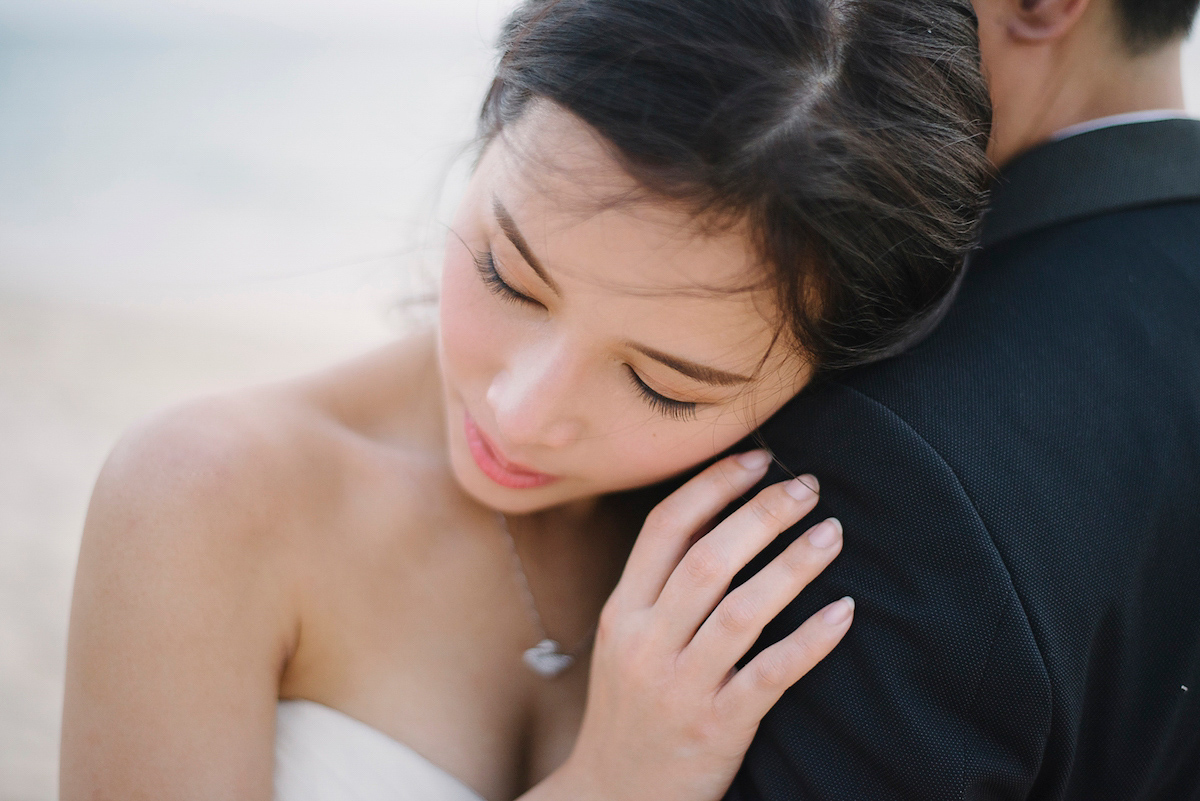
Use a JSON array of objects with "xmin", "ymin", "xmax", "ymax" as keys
[
  {"xmin": 991, "ymin": 41, "xmax": 1186, "ymax": 166},
  {"xmin": 1067, "ymin": 44, "xmax": 1186, "ymax": 125}
]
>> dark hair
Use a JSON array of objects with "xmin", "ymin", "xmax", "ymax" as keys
[
  {"xmin": 477, "ymin": 0, "xmax": 991, "ymax": 372},
  {"xmin": 1115, "ymin": 0, "xmax": 1200, "ymax": 53}
]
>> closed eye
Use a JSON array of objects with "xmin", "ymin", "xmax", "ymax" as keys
[
  {"xmin": 474, "ymin": 244, "xmax": 698, "ymax": 421},
  {"xmin": 473, "ymin": 248, "xmax": 542, "ymax": 307},
  {"xmin": 626, "ymin": 367, "xmax": 699, "ymax": 421}
]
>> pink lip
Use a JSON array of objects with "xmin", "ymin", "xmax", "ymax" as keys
[{"xmin": 464, "ymin": 412, "xmax": 559, "ymax": 490}]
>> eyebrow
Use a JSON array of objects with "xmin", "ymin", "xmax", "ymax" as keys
[
  {"xmin": 493, "ymin": 197, "xmax": 561, "ymax": 295},
  {"xmin": 629, "ymin": 344, "xmax": 752, "ymax": 387}
]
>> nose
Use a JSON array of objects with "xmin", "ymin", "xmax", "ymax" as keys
[{"xmin": 486, "ymin": 338, "xmax": 585, "ymax": 451}]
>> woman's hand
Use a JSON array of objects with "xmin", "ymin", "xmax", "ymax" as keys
[{"xmin": 538, "ymin": 451, "xmax": 852, "ymax": 801}]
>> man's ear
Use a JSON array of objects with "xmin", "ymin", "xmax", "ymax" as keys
[{"xmin": 1007, "ymin": 0, "xmax": 1092, "ymax": 43}]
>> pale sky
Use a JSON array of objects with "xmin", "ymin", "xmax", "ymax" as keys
[
  {"xmin": 0, "ymin": 0, "xmax": 1196, "ymax": 302},
  {"xmin": 1, "ymin": 0, "xmax": 1195, "ymax": 109},
  {"xmin": 0, "ymin": 0, "xmax": 517, "ymax": 40}
]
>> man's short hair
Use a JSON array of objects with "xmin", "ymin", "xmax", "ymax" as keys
[{"xmin": 1114, "ymin": 0, "xmax": 1200, "ymax": 53}]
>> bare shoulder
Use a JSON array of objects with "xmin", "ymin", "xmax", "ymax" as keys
[
  {"xmin": 96, "ymin": 391, "xmax": 295, "ymax": 529},
  {"xmin": 61, "ymin": 333, "xmax": 443, "ymax": 800},
  {"xmin": 61, "ymin": 395, "xmax": 296, "ymax": 797},
  {"xmin": 80, "ymin": 404, "xmax": 301, "ymax": 618},
  {"xmin": 88, "ymin": 329, "xmax": 442, "ymax": 555}
]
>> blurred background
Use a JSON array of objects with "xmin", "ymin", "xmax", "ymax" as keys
[
  {"xmin": 0, "ymin": 2, "xmax": 1197, "ymax": 798},
  {"xmin": 0, "ymin": 2, "xmax": 514, "ymax": 797}
]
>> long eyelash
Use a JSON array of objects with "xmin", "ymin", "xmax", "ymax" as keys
[
  {"xmin": 626, "ymin": 367, "xmax": 699, "ymax": 421},
  {"xmin": 472, "ymin": 248, "xmax": 539, "ymax": 306}
]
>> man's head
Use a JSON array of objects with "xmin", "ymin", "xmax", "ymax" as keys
[
  {"xmin": 1114, "ymin": 0, "xmax": 1200, "ymax": 54},
  {"xmin": 973, "ymin": 0, "xmax": 1198, "ymax": 165}
]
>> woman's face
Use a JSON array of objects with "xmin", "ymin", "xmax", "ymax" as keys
[{"xmin": 439, "ymin": 105, "xmax": 811, "ymax": 514}]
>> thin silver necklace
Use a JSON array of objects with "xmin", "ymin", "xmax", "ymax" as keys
[{"xmin": 496, "ymin": 512, "xmax": 596, "ymax": 679}]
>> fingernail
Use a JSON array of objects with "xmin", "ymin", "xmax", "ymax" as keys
[
  {"xmin": 735, "ymin": 450, "xmax": 771, "ymax": 471},
  {"xmin": 823, "ymin": 597, "xmax": 855, "ymax": 626},
  {"xmin": 784, "ymin": 474, "xmax": 819, "ymax": 500},
  {"xmin": 808, "ymin": 518, "xmax": 842, "ymax": 548}
]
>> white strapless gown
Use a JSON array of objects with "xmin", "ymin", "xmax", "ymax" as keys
[{"xmin": 274, "ymin": 699, "xmax": 486, "ymax": 801}]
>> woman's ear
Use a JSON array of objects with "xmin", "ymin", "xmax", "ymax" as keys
[{"xmin": 1007, "ymin": 0, "xmax": 1092, "ymax": 43}]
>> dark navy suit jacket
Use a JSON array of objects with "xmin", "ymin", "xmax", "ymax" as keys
[{"xmin": 726, "ymin": 120, "xmax": 1200, "ymax": 799}]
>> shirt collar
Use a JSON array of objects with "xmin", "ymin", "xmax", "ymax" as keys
[{"xmin": 1051, "ymin": 109, "xmax": 1197, "ymax": 142}]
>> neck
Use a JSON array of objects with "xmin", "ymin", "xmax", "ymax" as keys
[
  {"xmin": 989, "ymin": 39, "xmax": 1186, "ymax": 167},
  {"xmin": 502, "ymin": 495, "xmax": 607, "ymax": 547}
]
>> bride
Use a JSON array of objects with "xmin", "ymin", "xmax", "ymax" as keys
[{"xmin": 59, "ymin": 0, "xmax": 990, "ymax": 798}]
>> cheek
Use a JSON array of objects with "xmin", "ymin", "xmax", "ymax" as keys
[
  {"xmin": 606, "ymin": 381, "xmax": 799, "ymax": 483},
  {"xmin": 591, "ymin": 411, "xmax": 762, "ymax": 491},
  {"xmin": 579, "ymin": 368, "xmax": 805, "ymax": 490},
  {"xmin": 438, "ymin": 247, "xmax": 503, "ymax": 387}
]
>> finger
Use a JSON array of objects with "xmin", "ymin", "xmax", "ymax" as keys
[
  {"xmin": 681, "ymin": 517, "xmax": 843, "ymax": 685},
  {"xmin": 611, "ymin": 451, "xmax": 773, "ymax": 609},
  {"xmin": 652, "ymin": 475, "xmax": 820, "ymax": 649},
  {"xmin": 714, "ymin": 596, "xmax": 854, "ymax": 729}
]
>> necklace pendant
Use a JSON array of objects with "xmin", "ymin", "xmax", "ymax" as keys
[{"xmin": 523, "ymin": 638, "xmax": 575, "ymax": 678}]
